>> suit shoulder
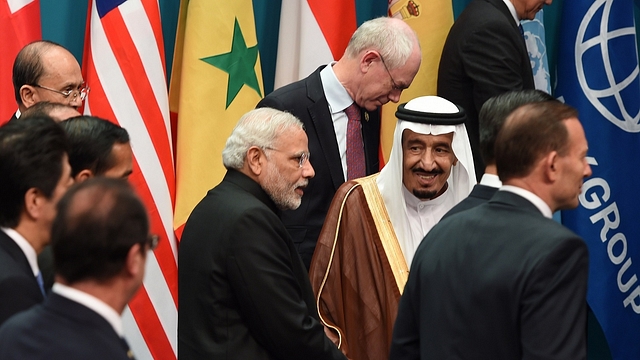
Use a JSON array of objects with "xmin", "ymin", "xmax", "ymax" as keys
[{"xmin": 257, "ymin": 77, "xmax": 312, "ymax": 109}]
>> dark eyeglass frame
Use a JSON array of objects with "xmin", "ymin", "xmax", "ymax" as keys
[
  {"xmin": 262, "ymin": 146, "xmax": 310, "ymax": 168},
  {"xmin": 33, "ymin": 83, "xmax": 90, "ymax": 101},
  {"xmin": 377, "ymin": 53, "xmax": 403, "ymax": 92},
  {"xmin": 146, "ymin": 234, "xmax": 160, "ymax": 251}
]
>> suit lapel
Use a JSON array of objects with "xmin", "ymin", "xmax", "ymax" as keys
[
  {"xmin": 305, "ymin": 68, "xmax": 345, "ymax": 190},
  {"xmin": 0, "ymin": 230, "xmax": 36, "ymax": 279}
]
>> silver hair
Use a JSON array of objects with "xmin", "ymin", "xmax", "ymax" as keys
[
  {"xmin": 222, "ymin": 108, "xmax": 304, "ymax": 169},
  {"xmin": 344, "ymin": 17, "xmax": 417, "ymax": 69}
]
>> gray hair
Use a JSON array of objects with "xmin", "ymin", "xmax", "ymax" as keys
[
  {"xmin": 344, "ymin": 17, "xmax": 417, "ymax": 69},
  {"xmin": 222, "ymin": 108, "xmax": 304, "ymax": 169}
]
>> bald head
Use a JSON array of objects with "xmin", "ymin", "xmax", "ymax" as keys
[{"xmin": 13, "ymin": 41, "xmax": 84, "ymax": 111}]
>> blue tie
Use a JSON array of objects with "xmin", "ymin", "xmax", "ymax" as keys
[{"xmin": 35, "ymin": 272, "xmax": 45, "ymax": 297}]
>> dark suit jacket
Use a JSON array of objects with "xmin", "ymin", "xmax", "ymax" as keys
[
  {"xmin": 0, "ymin": 292, "xmax": 131, "ymax": 359},
  {"xmin": 441, "ymin": 183, "xmax": 498, "ymax": 219},
  {"xmin": 437, "ymin": 0, "xmax": 535, "ymax": 179},
  {"xmin": 391, "ymin": 191, "xmax": 588, "ymax": 360},
  {"xmin": 178, "ymin": 170, "xmax": 346, "ymax": 360},
  {"xmin": 0, "ymin": 230, "xmax": 44, "ymax": 326},
  {"xmin": 257, "ymin": 66, "xmax": 380, "ymax": 268},
  {"xmin": 8, "ymin": 112, "xmax": 18, "ymax": 123}
]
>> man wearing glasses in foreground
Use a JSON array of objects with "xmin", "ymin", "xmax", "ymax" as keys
[
  {"xmin": 257, "ymin": 17, "xmax": 422, "ymax": 269},
  {"xmin": 9, "ymin": 40, "xmax": 88, "ymax": 122},
  {"xmin": 0, "ymin": 178, "xmax": 156, "ymax": 360}
]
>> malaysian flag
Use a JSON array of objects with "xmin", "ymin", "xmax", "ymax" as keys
[{"xmin": 82, "ymin": 0, "xmax": 177, "ymax": 358}]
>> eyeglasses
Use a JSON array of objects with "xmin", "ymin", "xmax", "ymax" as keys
[
  {"xmin": 262, "ymin": 146, "xmax": 310, "ymax": 168},
  {"xmin": 146, "ymin": 234, "xmax": 160, "ymax": 251},
  {"xmin": 33, "ymin": 84, "xmax": 90, "ymax": 101},
  {"xmin": 378, "ymin": 54, "xmax": 403, "ymax": 92}
]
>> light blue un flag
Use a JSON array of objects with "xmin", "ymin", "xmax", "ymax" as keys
[
  {"xmin": 522, "ymin": 10, "xmax": 551, "ymax": 93},
  {"xmin": 555, "ymin": 0, "xmax": 640, "ymax": 359}
]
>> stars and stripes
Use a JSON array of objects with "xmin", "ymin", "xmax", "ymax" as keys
[{"xmin": 82, "ymin": 0, "xmax": 177, "ymax": 358}]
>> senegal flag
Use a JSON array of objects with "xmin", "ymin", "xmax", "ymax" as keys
[
  {"xmin": 169, "ymin": 0, "xmax": 264, "ymax": 236},
  {"xmin": 380, "ymin": 0, "xmax": 454, "ymax": 162}
]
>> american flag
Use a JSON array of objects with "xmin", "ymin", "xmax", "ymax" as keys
[{"xmin": 82, "ymin": 0, "xmax": 177, "ymax": 358}]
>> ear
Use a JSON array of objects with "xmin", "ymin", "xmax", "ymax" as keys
[
  {"xmin": 20, "ymin": 85, "xmax": 39, "ymax": 108},
  {"xmin": 543, "ymin": 151, "xmax": 559, "ymax": 182},
  {"xmin": 125, "ymin": 243, "xmax": 144, "ymax": 278},
  {"xmin": 453, "ymin": 156, "xmax": 458, "ymax": 166},
  {"xmin": 23, "ymin": 188, "xmax": 43, "ymax": 220},
  {"xmin": 360, "ymin": 51, "xmax": 380, "ymax": 73},
  {"xmin": 246, "ymin": 146, "xmax": 265, "ymax": 176},
  {"xmin": 74, "ymin": 169, "xmax": 94, "ymax": 183}
]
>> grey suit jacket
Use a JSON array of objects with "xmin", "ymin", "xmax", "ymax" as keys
[
  {"xmin": 391, "ymin": 191, "xmax": 588, "ymax": 360},
  {"xmin": 257, "ymin": 66, "xmax": 380, "ymax": 268}
]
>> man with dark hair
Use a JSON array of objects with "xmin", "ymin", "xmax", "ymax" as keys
[
  {"xmin": 179, "ymin": 108, "xmax": 345, "ymax": 359},
  {"xmin": 0, "ymin": 177, "xmax": 153, "ymax": 359},
  {"xmin": 9, "ymin": 40, "xmax": 86, "ymax": 122},
  {"xmin": 0, "ymin": 116, "xmax": 73, "ymax": 325},
  {"xmin": 257, "ymin": 17, "xmax": 422, "ymax": 269},
  {"xmin": 443, "ymin": 89, "xmax": 555, "ymax": 218},
  {"xmin": 38, "ymin": 115, "xmax": 132, "ymax": 291},
  {"xmin": 20, "ymin": 101, "xmax": 81, "ymax": 122},
  {"xmin": 391, "ymin": 101, "xmax": 591, "ymax": 359},
  {"xmin": 61, "ymin": 115, "xmax": 133, "ymax": 181}
]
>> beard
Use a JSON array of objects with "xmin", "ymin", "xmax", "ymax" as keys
[
  {"xmin": 413, "ymin": 189, "xmax": 438, "ymax": 200},
  {"xmin": 262, "ymin": 162, "xmax": 308, "ymax": 210}
]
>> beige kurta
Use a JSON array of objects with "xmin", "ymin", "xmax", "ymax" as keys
[{"xmin": 309, "ymin": 174, "xmax": 408, "ymax": 360}]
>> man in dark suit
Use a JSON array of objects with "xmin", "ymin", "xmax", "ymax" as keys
[
  {"xmin": 257, "ymin": 17, "xmax": 422, "ymax": 268},
  {"xmin": 0, "ymin": 116, "xmax": 73, "ymax": 326},
  {"xmin": 437, "ymin": 0, "xmax": 549, "ymax": 179},
  {"xmin": 178, "ymin": 108, "xmax": 346, "ymax": 359},
  {"xmin": 443, "ymin": 89, "xmax": 555, "ymax": 218},
  {"xmin": 391, "ymin": 101, "xmax": 591, "ymax": 359},
  {"xmin": 38, "ymin": 116, "xmax": 133, "ymax": 291},
  {"xmin": 7, "ymin": 40, "xmax": 86, "ymax": 123},
  {"xmin": 0, "ymin": 177, "xmax": 152, "ymax": 359}
]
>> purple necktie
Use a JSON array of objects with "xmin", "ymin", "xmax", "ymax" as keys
[{"xmin": 345, "ymin": 102, "xmax": 366, "ymax": 180}]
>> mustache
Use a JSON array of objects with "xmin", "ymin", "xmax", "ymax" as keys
[
  {"xmin": 411, "ymin": 167, "xmax": 443, "ymax": 176},
  {"xmin": 295, "ymin": 179, "xmax": 309, "ymax": 189}
]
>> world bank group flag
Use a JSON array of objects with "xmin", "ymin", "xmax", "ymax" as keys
[{"xmin": 555, "ymin": 0, "xmax": 640, "ymax": 359}]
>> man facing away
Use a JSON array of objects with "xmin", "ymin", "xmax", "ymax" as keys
[
  {"xmin": 10, "ymin": 40, "xmax": 87, "ymax": 122},
  {"xmin": 443, "ymin": 89, "xmax": 555, "ymax": 218},
  {"xmin": 0, "ymin": 177, "xmax": 154, "ymax": 359},
  {"xmin": 437, "ymin": 0, "xmax": 550, "ymax": 179},
  {"xmin": 178, "ymin": 108, "xmax": 346, "ymax": 359},
  {"xmin": 391, "ymin": 101, "xmax": 591, "ymax": 359},
  {"xmin": 0, "ymin": 116, "xmax": 73, "ymax": 326},
  {"xmin": 308, "ymin": 96, "xmax": 475, "ymax": 360},
  {"xmin": 257, "ymin": 17, "xmax": 422, "ymax": 268}
]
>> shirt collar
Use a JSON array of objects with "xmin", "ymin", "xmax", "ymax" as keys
[
  {"xmin": 499, "ymin": 185, "xmax": 553, "ymax": 218},
  {"xmin": 479, "ymin": 173, "xmax": 502, "ymax": 188},
  {"xmin": 502, "ymin": 0, "xmax": 520, "ymax": 24},
  {"xmin": 1, "ymin": 227, "xmax": 39, "ymax": 276},
  {"xmin": 319, "ymin": 62, "xmax": 354, "ymax": 114},
  {"xmin": 15, "ymin": 109, "xmax": 21, "ymax": 119},
  {"xmin": 52, "ymin": 283, "xmax": 124, "ymax": 336}
]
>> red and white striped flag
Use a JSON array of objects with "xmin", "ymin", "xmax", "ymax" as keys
[
  {"xmin": 0, "ymin": 0, "xmax": 41, "ymax": 123},
  {"xmin": 82, "ymin": 0, "xmax": 177, "ymax": 358}
]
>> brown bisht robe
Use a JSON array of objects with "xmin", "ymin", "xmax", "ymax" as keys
[{"xmin": 309, "ymin": 174, "xmax": 409, "ymax": 360}]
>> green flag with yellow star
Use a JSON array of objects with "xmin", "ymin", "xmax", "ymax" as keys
[{"xmin": 170, "ymin": 0, "xmax": 264, "ymax": 233}]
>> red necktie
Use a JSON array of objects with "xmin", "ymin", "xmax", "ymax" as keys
[{"xmin": 345, "ymin": 102, "xmax": 366, "ymax": 180}]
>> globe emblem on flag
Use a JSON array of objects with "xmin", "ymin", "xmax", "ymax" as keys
[{"xmin": 575, "ymin": 0, "xmax": 640, "ymax": 133}]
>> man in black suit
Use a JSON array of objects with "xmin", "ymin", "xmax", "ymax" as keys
[
  {"xmin": 391, "ymin": 101, "xmax": 591, "ymax": 359},
  {"xmin": 0, "ymin": 177, "xmax": 152, "ymax": 359},
  {"xmin": 8, "ymin": 40, "xmax": 86, "ymax": 123},
  {"xmin": 437, "ymin": 0, "xmax": 549, "ymax": 179},
  {"xmin": 443, "ymin": 89, "xmax": 554, "ymax": 218},
  {"xmin": 178, "ymin": 108, "xmax": 346, "ymax": 359},
  {"xmin": 257, "ymin": 17, "xmax": 422, "ymax": 268},
  {"xmin": 0, "ymin": 116, "xmax": 73, "ymax": 326},
  {"xmin": 38, "ymin": 116, "xmax": 133, "ymax": 291}
]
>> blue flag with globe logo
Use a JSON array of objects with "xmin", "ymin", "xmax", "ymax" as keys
[{"xmin": 555, "ymin": 0, "xmax": 640, "ymax": 359}]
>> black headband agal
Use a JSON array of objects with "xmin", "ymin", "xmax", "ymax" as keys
[{"xmin": 395, "ymin": 102, "xmax": 466, "ymax": 125}]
